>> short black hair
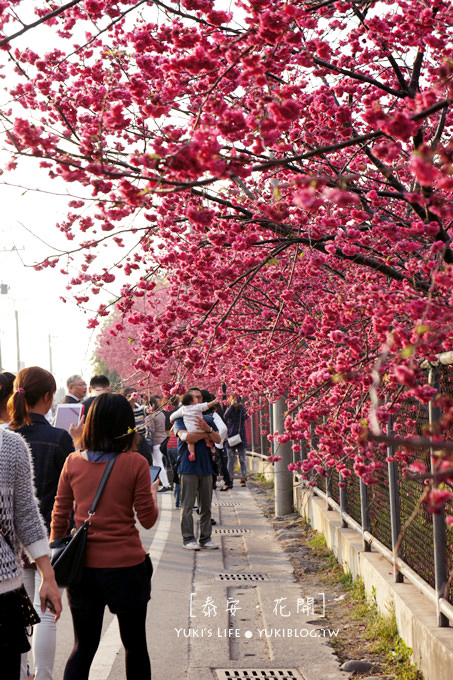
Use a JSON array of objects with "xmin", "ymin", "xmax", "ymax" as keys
[
  {"xmin": 182, "ymin": 391, "xmax": 195, "ymax": 406},
  {"xmin": 82, "ymin": 393, "xmax": 135, "ymax": 453},
  {"xmin": 0, "ymin": 372, "xmax": 15, "ymax": 411},
  {"xmin": 201, "ymin": 389, "xmax": 215, "ymax": 402},
  {"xmin": 90, "ymin": 374, "xmax": 110, "ymax": 389}
]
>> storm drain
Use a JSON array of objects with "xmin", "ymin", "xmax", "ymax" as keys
[
  {"xmin": 214, "ymin": 528, "xmax": 251, "ymax": 534},
  {"xmin": 214, "ymin": 670, "xmax": 304, "ymax": 679},
  {"xmin": 215, "ymin": 501, "xmax": 241, "ymax": 506},
  {"xmin": 215, "ymin": 573, "xmax": 269, "ymax": 582}
]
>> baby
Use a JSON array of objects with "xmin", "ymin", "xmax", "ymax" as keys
[{"xmin": 170, "ymin": 392, "xmax": 218, "ymax": 461}]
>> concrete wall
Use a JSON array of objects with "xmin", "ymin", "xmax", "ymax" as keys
[
  {"xmin": 247, "ymin": 450, "xmax": 275, "ymax": 484},
  {"xmin": 246, "ymin": 453, "xmax": 453, "ymax": 680}
]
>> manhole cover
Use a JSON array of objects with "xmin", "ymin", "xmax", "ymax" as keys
[
  {"xmin": 214, "ymin": 670, "xmax": 304, "ymax": 679},
  {"xmin": 215, "ymin": 573, "xmax": 269, "ymax": 582},
  {"xmin": 215, "ymin": 502, "xmax": 241, "ymax": 506},
  {"xmin": 214, "ymin": 528, "xmax": 251, "ymax": 534}
]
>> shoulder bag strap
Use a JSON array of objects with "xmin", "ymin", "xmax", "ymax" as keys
[{"xmin": 88, "ymin": 454, "xmax": 118, "ymax": 516}]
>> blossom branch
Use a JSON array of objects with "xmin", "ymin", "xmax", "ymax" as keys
[{"xmin": 0, "ymin": 0, "xmax": 84, "ymax": 47}]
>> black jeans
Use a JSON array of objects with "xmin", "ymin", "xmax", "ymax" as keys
[
  {"xmin": 218, "ymin": 445, "xmax": 232, "ymax": 486},
  {"xmin": 4, "ymin": 651, "xmax": 20, "ymax": 680},
  {"xmin": 64, "ymin": 557, "xmax": 153, "ymax": 680},
  {"xmin": 64, "ymin": 604, "xmax": 150, "ymax": 680}
]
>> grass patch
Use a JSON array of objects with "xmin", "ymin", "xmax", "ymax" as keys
[
  {"xmin": 307, "ymin": 532, "xmax": 330, "ymax": 557},
  {"xmin": 305, "ymin": 538, "xmax": 422, "ymax": 679},
  {"xmin": 339, "ymin": 578, "xmax": 422, "ymax": 679},
  {"xmin": 252, "ymin": 473, "xmax": 274, "ymax": 489}
]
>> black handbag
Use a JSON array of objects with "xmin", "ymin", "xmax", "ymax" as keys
[
  {"xmin": 50, "ymin": 454, "xmax": 117, "ymax": 587},
  {"xmin": 159, "ymin": 436, "xmax": 169, "ymax": 455},
  {"xmin": 0, "ymin": 529, "xmax": 41, "ymax": 635}
]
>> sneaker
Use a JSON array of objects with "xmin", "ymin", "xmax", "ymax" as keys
[
  {"xmin": 183, "ymin": 541, "xmax": 200, "ymax": 550},
  {"xmin": 158, "ymin": 486, "xmax": 171, "ymax": 493},
  {"xmin": 199, "ymin": 539, "xmax": 219, "ymax": 550}
]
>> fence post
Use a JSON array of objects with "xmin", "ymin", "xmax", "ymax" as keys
[
  {"xmin": 269, "ymin": 401, "xmax": 274, "ymax": 452},
  {"xmin": 273, "ymin": 397, "xmax": 293, "ymax": 516},
  {"xmin": 326, "ymin": 471, "xmax": 332, "ymax": 510},
  {"xmin": 301, "ymin": 439, "xmax": 307, "ymax": 462},
  {"xmin": 360, "ymin": 479, "xmax": 371, "ymax": 552},
  {"xmin": 250, "ymin": 412, "xmax": 255, "ymax": 452},
  {"xmin": 339, "ymin": 479, "xmax": 347, "ymax": 528},
  {"xmin": 387, "ymin": 417, "xmax": 404, "ymax": 583},
  {"xmin": 259, "ymin": 406, "xmax": 264, "ymax": 456},
  {"xmin": 429, "ymin": 366, "xmax": 449, "ymax": 627}
]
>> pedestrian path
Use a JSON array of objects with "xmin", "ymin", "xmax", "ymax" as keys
[{"xmin": 54, "ymin": 484, "xmax": 347, "ymax": 679}]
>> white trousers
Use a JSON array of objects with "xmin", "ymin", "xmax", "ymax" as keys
[
  {"xmin": 21, "ymin": 568, "xmax": 63, "ymax": 680},
  {"xmin": 152, "ymin": 444, "xmax": 169, "ymax": 486}
]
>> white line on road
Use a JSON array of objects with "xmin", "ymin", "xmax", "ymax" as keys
[{"xmin": 89, "ymin": 493, "xmax": 173, "ymax": 679}]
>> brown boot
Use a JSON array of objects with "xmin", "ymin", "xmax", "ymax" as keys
[{"xmin": 240, "ymin": 477, "xmax": 246, "ymax": 487}]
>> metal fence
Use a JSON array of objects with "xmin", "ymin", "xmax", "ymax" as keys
[{"xmin": 245, "ymin": 366, "xmax": 453, "ymax": 627}]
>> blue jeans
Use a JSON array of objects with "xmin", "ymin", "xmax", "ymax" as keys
[{"xmin": 227, "ymin": 444, "xmax": 247, "ymax": 479}]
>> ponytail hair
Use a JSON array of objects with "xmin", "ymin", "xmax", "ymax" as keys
[{"xmin": 8, "ymin": 366, "xmax": 56, "ymax": 430}]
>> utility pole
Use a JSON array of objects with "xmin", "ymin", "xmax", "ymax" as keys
[
  {"xmin": 273, "ymin": 396, "xmax": 293, "ymax": 516},
  {"xmin": 15, "ymin": 310, "xmax": 20, "ymax": 372},
  {"xmin": 0, "ymin": 283, "xmax": 9, "ymax": 372},
  {"xmin": 48, "ymin": 333, "xmax": 53, "ymax": 373}
]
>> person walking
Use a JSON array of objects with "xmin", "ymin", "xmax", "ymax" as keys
[
  {"xmin": 147, "ymin": 396, "xmax": 172, "ymax": 491},
  {"xmin": 0, "ymin": 426, "xmax": 62, "ymax": 680},
  {"xmin": 224, "ymin": 397, "xmax": 249, "ymax": 487},
  {"xmin": 50, "ymin": 393, "xmax": 159, "ymax": 680},
  {"xmin": 61, "ymin": 375, "xmax": 87, "ymax": 404},
  {"xmin": 173, "ymin": 387, "xmax": 221, "ymax": 550},
  {"xmin": 200, "ymin": 389, "xmax": 229, "ymax": 492},
  {"xmin": 121, "ymin": 388, "xmax": 152, "ymax": 464},
  {"xmin": 162, "ymin": 396, "xmax": 181, "ymax": 506},
  {"xmin": 8, "ymin": 367, "xmax": 74, "ymax": 680}
]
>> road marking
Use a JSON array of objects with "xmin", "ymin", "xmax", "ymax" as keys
[{"xmin": 89, "ymin": 493, "xmax": 173, "ymax": 679}]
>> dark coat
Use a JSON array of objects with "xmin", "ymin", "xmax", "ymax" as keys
[{"xmin": 224, "ymin": 404, "xmax": 248, "ymax": 446}]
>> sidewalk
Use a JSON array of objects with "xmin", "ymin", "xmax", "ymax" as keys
[{"xmin": 53, "ymin": 483, "xmax": 348, "ymax": 680}]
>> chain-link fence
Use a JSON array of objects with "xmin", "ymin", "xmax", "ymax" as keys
[{"xmin": 248, "ymin": 369, "xmax": 453, "ymax": 611}]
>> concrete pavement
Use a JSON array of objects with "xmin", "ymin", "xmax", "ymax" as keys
[{"xmin": 52, "ymin": 483, "xmax": 348, "ymax": 680}]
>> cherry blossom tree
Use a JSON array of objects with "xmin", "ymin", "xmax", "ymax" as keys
[{"xmin": 1, "ymin": 0, "xmax": 453, "ymax": 511}]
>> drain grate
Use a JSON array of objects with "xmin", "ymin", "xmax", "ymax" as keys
[
  {"xmin": 214, "ymin": 670, "xmax": 304, "ymax": 679},
  {"xmin": 214, "ymin": 528, "xmax": 251, "ymax": 534},
  {"xmin": 215, "ymin": 501, "xmax": 241, "ymax": 506},
  {"xmin": 215, "ymin": 573, "xmax": 269, "ymax": 582}
]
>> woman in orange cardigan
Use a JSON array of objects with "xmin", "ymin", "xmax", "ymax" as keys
[{"xmin": 50, "ymin": 393, "xmax": 159, "ymax": 680}]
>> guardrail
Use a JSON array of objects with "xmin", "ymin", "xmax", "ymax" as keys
[{"xmin": 245, "ymin": 446, "xmax": 453, "ymax": 629}]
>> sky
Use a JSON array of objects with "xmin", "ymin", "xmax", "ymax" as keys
[
  {"xmin": 0, "ymin": 5, "xmax": 144, "ymax": 390},
  {"xmin": 0, "ymin": 177, "xmax": 100, "ymax": 388},
  {"xmin": 0, "ymin": 6, "xmax": 99, "ymax": 388}
]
